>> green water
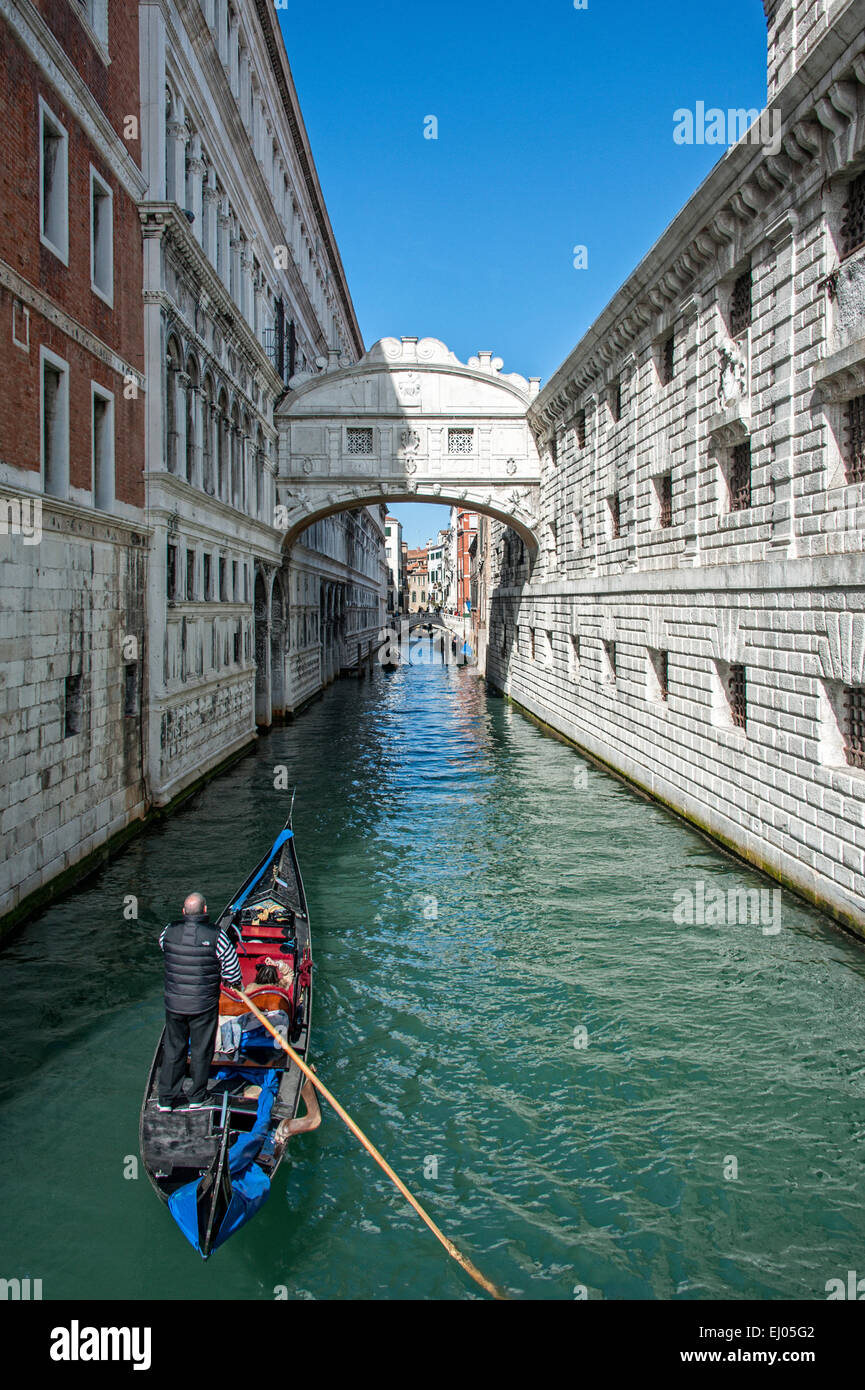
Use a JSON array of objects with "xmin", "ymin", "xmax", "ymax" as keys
[{"xmin": 2, "ymin": 659, "xmax": 865, "ymax": 1301}]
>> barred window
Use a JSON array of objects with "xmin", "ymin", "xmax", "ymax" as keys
[
  {"xmin": 729, "ymin": 663, "xmax": 747, "ymax": 730},
  {"xmin": 729, "ymin": 442, "xmax": 752, "ymax": 512},
  {"xmin": 845, "ymin": 685, "xmax": 865, "ymax": 769},
  {"xmin": 658, "ymin": 472, "xmax": 673, "ymax": 529},
  {"xmin": 610, "ymin": 380, "xmax": 623, "ymax": 423},
  {"xmin": 347, "ymin": 427, "xmax": 373, "ymax": 455},
  {"xmin": 605, "ymin": 640, "xmax": 617, "ymax": 682},
  {"xmin": 841, "ymin": 171, "xmax": 865, "ymax": 259},
  {"xmin": 448, "ymin": 428, "xmax": 474, "ymax": 455},
  {"xmin": 660, "ymin": 334, "xmax": 675, "ymax": 386},
  {"xmin": 657, "ymin": 650, "xmax": 669, "ymax": 702},
  {"xmin": 575, "ymin": 409, "xmax": 587, "ymax": 449},
  {"xmin": 167, "ymin": 543, "xmax": 178, "ymax": 598},
  {"xmin": 843, "ymin": 394, "xmax": 865, "ymax": 483},
  {"xmin": 608, "ymin": 494, "xmax": 621, "ymax": 540},
  {"xmin": 730, "ymin": 269, "xmax": 752, "ymax": 337}
]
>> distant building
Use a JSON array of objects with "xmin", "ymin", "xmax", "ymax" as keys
[
  {"xmin": 384, "ymin": 514, "xmax": 403, "ymax": 613},
  {"xmin": 406, "ymin": 547, "xmax": 429, "ymax": 611},
  {"xmin": 454, "ymin": 510, "xmax": 478, "ymax": 613}
]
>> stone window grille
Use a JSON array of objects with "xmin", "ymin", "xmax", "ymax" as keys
[
  {"xmin": 608, "ymin": 493, "xmax": 621, "ymax": 540},
  {"xmin": 729, "ymin": 442, "xmax": 752, "ymax": 511},
  {"xmin": 658, "ymin": 472, "xmax": 673, "ymax": 529},
  {"xmin": 843, "ymin": 394, "xmax": 865, "ymax": 484},
  {"xmin": 448, "ymin": 428, "xmax": 474, "ymax": 455},
  {"xmin": 730, "ymin": 269, "xmax": 752, "ymax": 338},
  {"xmin": 841, "ymin": 171, "xmax": 865, "ymax": 259},
  {"xmin": 728, "ymin": 663, "xmax": 747, "ymax": 730},
  {"xmin": 575, "ymin": 410, "xmax": 587, "ymax": 449},
  {"xmin": 347, "ymin": 427, "xmax": 373, "ymax": 455},
  {"xmin": 657, "ymin": 650, "xmax": 669, "ymax": 701},
  {"xmin": 660, "ymin": 334, "xmax": 675, "ymax": 386},
  {"xmin": 844, "ymin": 686, "xmax": 865, "ymax": 769}
]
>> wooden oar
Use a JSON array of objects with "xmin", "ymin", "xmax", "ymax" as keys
[{"xmin": 237, "ymin": 990, "xmax": 508, "ymax": 1300}]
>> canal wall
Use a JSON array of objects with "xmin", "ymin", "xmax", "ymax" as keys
[{"xmin": 486, "ymin": 0, "xmax": 865, "ymax": 938}]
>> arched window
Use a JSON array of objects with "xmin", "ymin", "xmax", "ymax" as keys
[{"xmin": 165, "ymin": 336, "xmax": 182, "ymax": 473}]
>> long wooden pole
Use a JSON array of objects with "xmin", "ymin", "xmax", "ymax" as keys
[{"xmin": 238, "ymin": 990, "xmax": 507, "ymax": 1300}]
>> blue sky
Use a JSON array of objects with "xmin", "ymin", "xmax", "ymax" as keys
[{"xmin": 279, "ymin": 0, "xmax": 768, "ymax": 547}]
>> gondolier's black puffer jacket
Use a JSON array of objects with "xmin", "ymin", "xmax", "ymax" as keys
[{"xmin": 162, "ymin": 915, "xmax": 223, "ymax": 1015}]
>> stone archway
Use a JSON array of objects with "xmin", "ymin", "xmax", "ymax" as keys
[{"xmin": 275, "ymin": 337, "xmax": 543, "ymax": 550}]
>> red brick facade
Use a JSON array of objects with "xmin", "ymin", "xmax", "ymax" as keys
[{"xmin": 0, "ymin": 3, "xmax": 144, "ymax": 506}]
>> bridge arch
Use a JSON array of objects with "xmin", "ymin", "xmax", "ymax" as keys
[{"xmin": 275, "ymin": 337, "xmax": 543, "ymax": 550}]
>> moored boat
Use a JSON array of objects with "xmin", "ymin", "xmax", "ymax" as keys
[{"xmin": 139, "ymin": 814, "xmax": 318, "ymax": 1257}]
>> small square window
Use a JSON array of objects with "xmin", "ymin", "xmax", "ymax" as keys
[
  {"xmin": 347, "ymin": 427, "xmax": 373, "ymax": 454},
  {"xmin": 844, "ymin": 685, "xmax": 865, "ymax": 768},
  {"xmin": 728, "ymin": 663, "xmax": 747, "ymax": 730},
  {"xmin": 448, "ymin": 428, "xmax": 474, "ymax": 455},
  {"xmin": 841, "ymin": 171, "xmax": 865, "ymax": 260}
]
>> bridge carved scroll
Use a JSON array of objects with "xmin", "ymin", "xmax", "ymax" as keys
[{"xmin": 274, "ymin": 337, "xmax": 543, "ymax": 548}]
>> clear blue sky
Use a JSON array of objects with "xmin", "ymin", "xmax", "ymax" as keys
[{"xmin": 279, "ymin": 0, "xmax": 768, "ymax": 546}]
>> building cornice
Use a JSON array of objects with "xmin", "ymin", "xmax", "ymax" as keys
[
  {"xmin": 0, "ymin": 0, "xmax": 147, "ymax": 201},
  {"xmin": 531, "ymin": 0, "xmax": 865, "ymax": 437}
]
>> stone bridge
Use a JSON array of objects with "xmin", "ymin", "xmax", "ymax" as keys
[{"xmin": 274, "ymin": 336, "xmax": 543, "ymax": 549}]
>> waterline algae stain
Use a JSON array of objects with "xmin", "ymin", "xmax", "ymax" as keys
[{"xmin": 1, "ymin": 661, "xmax": 865, "ymax": 1299}]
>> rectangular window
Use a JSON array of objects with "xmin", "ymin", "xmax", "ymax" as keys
[
  {"xmin": 124, "ymin": 663, "xmax": 139, "ymax": 717},
  {"xmin": 573, "ymin": 510, "xmax": 584, "ymax": 550},
  {"xmin": 845, "ymin": 686, "xmax": 865, "ymax": 768},
  {"xmin": 728, "ymin": 663, "xmax": 747, "ymax": 730},
  {"xmin": 610, "ymin": 380, "xmax": 622, "ymax": 423},
  {"xmin": 40, "ymin": 99, "xmax": 68, "ymax": 263},
  {"xmin": 41, "ymin": 349, "xmax": 69, "ymax": 498},
  {"xmin": 233, "ymin": 622, "xmax": 242, "ymax": 664},
  {"xmin": 186, "ymin": 549, "xmax": 196, "ymax": 601},
  {"xmin": 167, "ymin": 544, "xmax": 178, "ymax": 598},
  {"xmin": 232, "ymin": 559, "xmax": 238, "ymax": 599},
  {"xmin": 346, "ymin": 427, "xmax": 373, "ymax": 454},
  {"xmin": 203, "ymin": 553, "xmax": 212, "ymax": 600},
  {"xmin": 448, "ymin": 428, "xmax": 474, "ymax": 455},
  {"xmin": 569, "ymin": 633, "xmax": 581, "ymax": 679},
  {"xmin": 529, "ymin": 627, "xmax": 536, "ymax": 661},
  {"xmin": 649, "ymin": 648, "xmax": 670, "ymax": 703},
  {"xmin": 91, "ymin": 384, "xmax": 114, "ymax": 511},
  {"xmin": 729, "ymin": 442, "xmax": 752, "ymax": 512},
  {"xmin": 657, "ymin": 471, "xmax": 673, "ymax": 529},
  {"xmin": 219, "ymin": 557, "xmax": 227, "ymax": 600},
  {"xmin": 660, "ymin": 334, "xmax": 675, "ymax": 386},
  {"xmin": 841, "ymin": 170, "xmax": 865, "ymax": 259},
  {"xmin": 604, "ymin": 640, "xmax": 617, "ymax": 684},
  {"xmin": 90, "ymin": 166, "xmax": 113, "ymax": 304},
  {"xmin": 843, "ymin": 394, "xmax": 865, "ymax": 484},
  {"xmin": 730, "ymin": 269, "xmax": 752, "ymax": 337},
  {"xmin": 64, "ymin": 674, "xmax": 82, "ymax": 737}
]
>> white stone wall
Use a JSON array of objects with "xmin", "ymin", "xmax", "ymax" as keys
[
  {"xmin": 0, "ymin": 501, "xmax": 148, "ymax": 921},
  {"xmin": 486, "ymin": 0, "xmax": 865, "ymax": 935}
]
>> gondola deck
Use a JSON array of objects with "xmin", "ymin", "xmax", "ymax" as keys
[{"xmin": 139, "ymin": 815, "xmax": 314, "ymax": 1256}]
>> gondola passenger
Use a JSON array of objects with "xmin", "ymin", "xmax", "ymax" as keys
[{"xmin": 157, "ymin": 891, "xmax": 242, "ymax": 1112}]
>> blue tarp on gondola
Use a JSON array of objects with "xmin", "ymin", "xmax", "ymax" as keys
[
  {"xmin": 228, "ymin": 830, "xmax": 293, "ymax": 912},
  {"xmin": 167, "ymin": 1069, "xmax": 281, "ymax": 1257}
]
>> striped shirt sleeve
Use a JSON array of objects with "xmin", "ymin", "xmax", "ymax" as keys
[
  {"xmin": 159, "ymin": 927, "xmax": 167, "ymax": 950},
  {"xmin": 216, "ymin": 931, "xmax": 243, "ymax": 988}
]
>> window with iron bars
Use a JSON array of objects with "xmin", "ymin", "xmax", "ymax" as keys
[
  {"xmin": 605, "ymin": 640, "xmax": 617, "ymax": 682},
  {"xmin": 841, "ymin": 170, "xmax": 865, "ymax": 260},
  {"xmin": 608, "ymin": 493, "xmax": 621, "ymax": 540},
  {"xmin": 729, "ymin": 441, "xmax": 752, "ymax": 511},
  {"xmin": 728, "ymin": 663, "xmax": 747, "ymax": 730},
  {"xmin": 347, "ymin": 427, "xmax": 373, "ymax": 455},
  {"xmin": 657, "ymin": 650, "xmax": 669, "ymax": 701},
  {"xmin": 658, "ymin": 472, "xmax": 673, "ymax": 529},
  {"xmin": 843, "ymin": 394, "xmax": 865, "ymax": 483},
  {"xmin": 610, "ymin": 380, "xmax": 623, "ymax": 423},
  {"xmin": 575, "ymin": 409, "xmax": 587, "ymax": 449},
  {"xmin": 660, "ymin": 334, "xmax": 675, "ymax": 386},
  {"xmin": 845, "ymin": 686, "xmax": 865, "ymax": 769},
  {"xmin": 730, "ymin": 269, "xmax": 752, "ymax": 337}
]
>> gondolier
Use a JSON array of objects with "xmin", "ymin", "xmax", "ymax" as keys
[{"xmin": 157, "ymin": 891, "xmax": 242, "ymax": 1112}]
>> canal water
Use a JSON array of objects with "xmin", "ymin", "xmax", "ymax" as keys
[{"xmin": 2, "ymin": 654, "xmax": 865, "ymax": 1301}]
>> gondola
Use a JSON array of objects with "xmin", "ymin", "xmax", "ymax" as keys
[{"xmin": 139, "ymin": 811, "xmax": 317, "ymax": 1258}]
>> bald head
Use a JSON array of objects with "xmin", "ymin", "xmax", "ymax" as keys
[{"xmin": 183, "ymin": 891, "xmax": 207, "ymax": 917}]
